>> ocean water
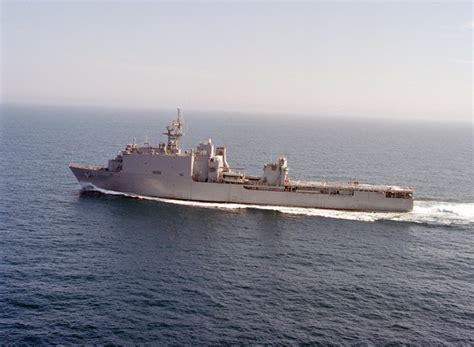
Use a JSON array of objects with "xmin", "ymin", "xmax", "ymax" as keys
[{"xmin": 1, "ymin": 104, "xmax": 473, "ymax": 344}]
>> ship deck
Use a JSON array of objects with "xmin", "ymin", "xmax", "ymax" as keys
[
  {"xmin": 69, "ymin": 163, "xmax": 104, "ymax": 171},
  {"xmin": 290, "ymin": 180, "xmax": 414, "ymax": 193}
]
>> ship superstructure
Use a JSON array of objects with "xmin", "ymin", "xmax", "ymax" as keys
[{"xmin": 70, "ymin": 110, "xmax": 414, "ymax": 212}]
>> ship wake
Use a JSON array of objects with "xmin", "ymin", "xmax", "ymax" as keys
[{"xmin": 80, "ymin": 185, "xmax": 474, "ymax": 226}]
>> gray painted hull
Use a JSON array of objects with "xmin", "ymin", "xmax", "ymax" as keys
[{"xmin": 70, "ymin": 165, "xmax": 414, "ymax": 212}]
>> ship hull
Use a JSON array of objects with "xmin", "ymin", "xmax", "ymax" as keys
[{"xmin": 70, "ymin": 165, "xmax": 413, "ymax": 212}]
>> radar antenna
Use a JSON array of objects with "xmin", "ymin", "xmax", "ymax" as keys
[{"xmin": 163, "ymin": 108, "xmax": 185, "ymax": 154}]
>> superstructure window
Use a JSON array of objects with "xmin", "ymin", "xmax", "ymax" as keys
[{"xmin": 153, "ymin": 171, "xmax": 162, "ymax": 175}]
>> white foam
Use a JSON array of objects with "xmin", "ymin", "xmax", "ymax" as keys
[{"xmin": 81, "ymin": 185, "xmax": 474, "ymax": 226}]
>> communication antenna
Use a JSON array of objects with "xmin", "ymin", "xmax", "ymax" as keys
[
  {"xmin": 163, "ymin": 108, "xmax": 185, "ymax": 153},
  {"xmin": 177, "ymin": 108, "xmax": 185, "ymax": 136}
]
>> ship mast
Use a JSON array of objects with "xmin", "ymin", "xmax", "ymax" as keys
[{"xmin": 163, "ymin": 108, "xmax": 185, "ymax": 154}]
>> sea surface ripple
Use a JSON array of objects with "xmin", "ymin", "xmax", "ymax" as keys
[{"xmin": 1, "ymin": 105, "xmax": 473, "ymax": 344}]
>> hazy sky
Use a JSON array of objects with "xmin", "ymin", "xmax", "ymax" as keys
[{"xmin": 1, "ymin": 1, "xmax": 472, "ymax": 121}]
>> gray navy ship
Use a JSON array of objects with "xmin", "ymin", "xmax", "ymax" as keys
[{"xmin": 70, "ymin": 110, "xmax": 414, "ymax": 212}]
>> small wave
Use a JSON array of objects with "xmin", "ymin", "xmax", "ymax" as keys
[{"xmin": 81, "ymin": 184, "xmax": 474, "ymax": 226}]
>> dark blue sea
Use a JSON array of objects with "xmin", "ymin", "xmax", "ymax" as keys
[{"xmin": 1, "ymin": 104, "xmax": 473, "ymax": 344}]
